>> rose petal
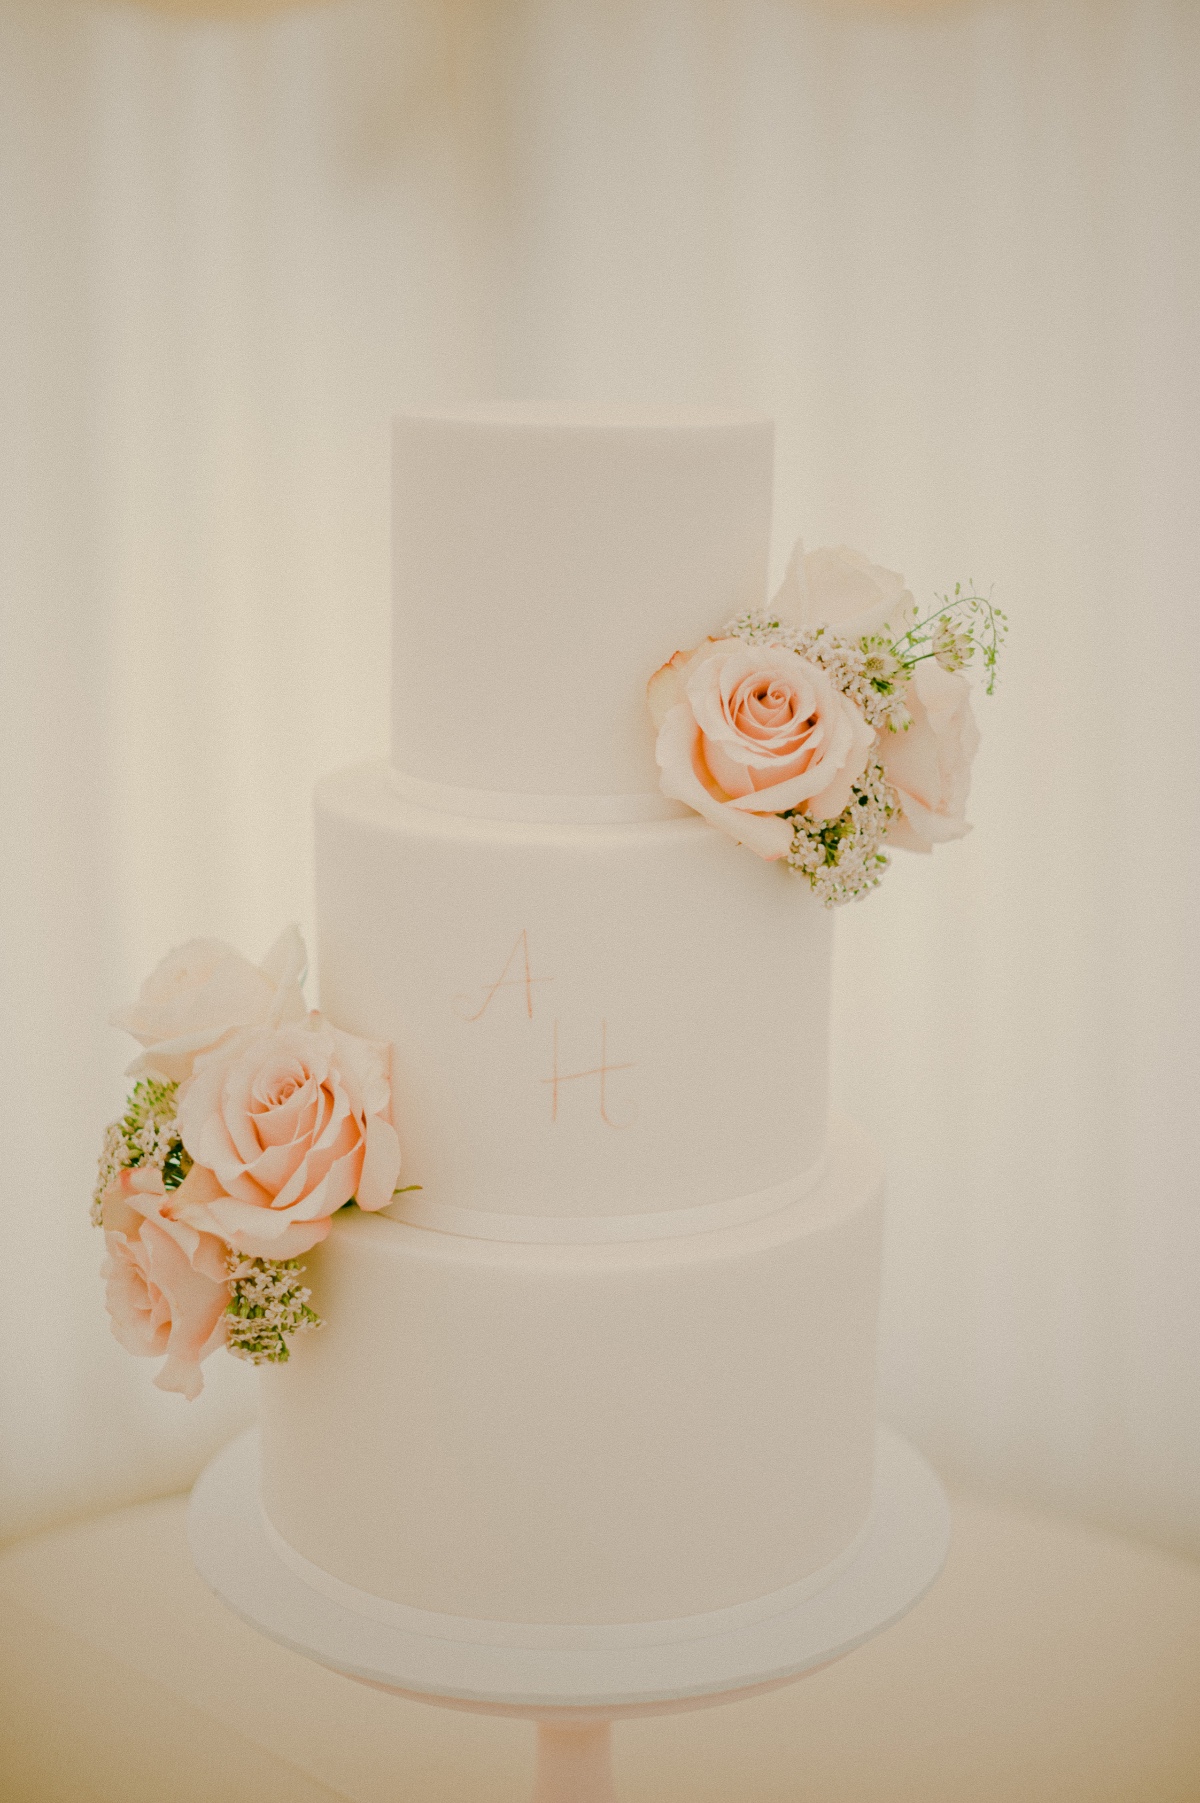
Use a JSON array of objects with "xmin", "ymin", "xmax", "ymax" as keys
[
  {"xmin": 881, "ymin": 663, "xmax": 979, "ymax": 850},
  {"xmin": 646, "ymin": 642, "xmax": 716, "ymax": 729},
  {"xmin": 169, "ymin": 1011, "xmax": 400, "ymax": 1250},
  {"xmin": 102, "ymin": 1197, "xmax": 230, "ymax": 1401},
  {"xmin": 895, "ymin": 790, "xmax": 974, "ymax": 845},
  {"xmin": 326, "ymin": 1024, "xmax": 393, "ymax": 1118},
  {"xmin": 113, "ymin": 941, "xmax": 278, "ymax": 1083},
  {"xmin": 702, "ymin": 733, "xmax": 760, "ymax": 798},
  {"xmin": 886, "ymin": 810, "xmax": 934, "ymax": 853},
  {"xmin": 725, "ymin": 697, "xmax": 873, "ymax": 817},
  {"xmin": 656, "ymin": 704, "xmax": 794, "ymax": 860},
  {"xmin": 259, "ymin": 925, "xmax": 309, "ymax": 1026},
  {"xmin": 356, "ymin": 1112, "xmax": 402, "ymax": 1212},
  {"xmin": 181, "ymin": 1196, "xmax": 332, "ymax": 1260},
  {"xmin": 771, "ymin": 542, "xmax": 913, "ymax": 639},
  {"xmin": 251, "ymin": 1080, "xmax": 320, "ymax": 1151}
]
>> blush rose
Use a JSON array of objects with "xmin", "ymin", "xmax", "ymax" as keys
[
  {"xmin": 172, "ymin": 1015, "xmax": 402, "ymax": 1259},
  {"xmin": 771, "ymin": 541, "xmax": 914, "ymax": 639},
  {"xmin": 100, "ymin": 1167, "xmax": 230, "ymax": 1400},
  {"xmin": 648, "ymin": 638, "xmax": 875, "ymax": 859},
  {"xmin": 881, "ymin": 661, "xmax": 981, "ymax": 851},
  {"xmin": 111, "ymin": 925, "xmax": 308, "ymax": 1084}
]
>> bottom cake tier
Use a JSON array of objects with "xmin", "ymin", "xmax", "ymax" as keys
[{"xmin": 258, "ymin": 1117, "xmax": 884, "ymax": 1629}]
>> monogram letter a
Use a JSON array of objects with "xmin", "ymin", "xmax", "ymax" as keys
[{"xmin": 455, "ymin": 930, "xmax": 551, "ymax": 1022}]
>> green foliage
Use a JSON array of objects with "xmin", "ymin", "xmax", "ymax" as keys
[
  {"xmin": 785, "ymin": 761, "xmax": 896, "ymax": 906},
  {"xmin": 93, "ymin": 1077, "xmax": 191, "ymax": 1224},
  {"xmin": 889, "ymin": 584, "xmax": 1009, "ymax": 695},
  {"xmin": 225, "ymin": 1256, "xmax": 321, "ymax": 1364}
]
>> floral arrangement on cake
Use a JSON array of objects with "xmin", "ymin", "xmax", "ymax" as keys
[
  {"xmin": 648, "ymin": 543, "xmax": 1006, "ymax": 905},
  {"xmin": 93, "ymin": 927, "xmax": 407, "ymax": 1398}
]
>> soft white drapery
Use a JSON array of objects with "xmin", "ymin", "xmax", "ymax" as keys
[{"xmin": 2, "ymin": 0, "xmax": 1198, "ymax": 1556}]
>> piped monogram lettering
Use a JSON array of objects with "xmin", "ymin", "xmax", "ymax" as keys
[
  {"xmin": 455, "ymin": 929, "xmax": 551, "ymax": 1022},
  {"xmin": 542, "ymin": 1019, "xmax": 636, "ymax": 1128}
]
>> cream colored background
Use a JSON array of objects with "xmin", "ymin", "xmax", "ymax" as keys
[{"xmin": 2, "ymin": 0, "xmax": 1198, "ymax": 1562}]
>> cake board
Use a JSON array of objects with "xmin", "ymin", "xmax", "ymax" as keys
[{"xmin": 188, "ymin": 1424, "xmax": 949, "ymax": 1803}]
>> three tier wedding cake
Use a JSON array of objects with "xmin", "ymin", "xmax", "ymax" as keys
[{"xmin": 97, "ymin": 405, "xmax": 997, "ymax": 1636}]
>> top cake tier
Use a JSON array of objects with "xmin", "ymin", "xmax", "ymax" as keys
[{"xmin": 391, "ymin": 406, "xmax": 774, "ymax": 806}]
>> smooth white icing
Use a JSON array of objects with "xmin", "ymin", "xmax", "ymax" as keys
[
  {"xmin": 256, "ymin": 1489, "xmax": 877, "ymax": 1650},
  {"xmin": 264, "ymin": 408, "xmax": 885, "ymax": 1633},
  {"xmin": 391, "ymin": 1157, "xmax": 829, "ymax": 1244},
  {"xmin": 390, "ymin": 406, "xmax": 773, "ymax": 799},
  {"xmin": 385, "ymin": 764, "xmax": 687, "ymax": 825},
  {"xmin": 315, "ymin": 762, "xmax": 834, "ymax": 1223},
  {"xmin": 258, "ymin": 1119, "xmax": 883, "ymax": 1627}
]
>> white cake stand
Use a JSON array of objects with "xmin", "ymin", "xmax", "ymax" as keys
[{"xmin": 188, "ymin": 1425, "xmax": 949, "ymax": 1803}]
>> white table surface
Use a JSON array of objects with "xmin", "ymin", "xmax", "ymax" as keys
[{"xmin": 2, "ymin": 1458, "xmax": 1200, "ymax": 1802}]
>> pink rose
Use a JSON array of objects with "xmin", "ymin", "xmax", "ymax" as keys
[
  {"xmin": 172, "ymin": 1015, "xmax": 402, "ymax": 1259},
  {"xmin": 771, "ymin": 542, "xmax": 914, "ymax": 639},
  {"xmin": 648, "ymin": 638, "xmax": 875, "ymax": 859},
  {"xmin": 882, "ymin": 661, "xmax": 980, "ymax": 852},
  {"xmin": 100, "ymin": 1167, "xmax": 229, "ymax": 1400},
  {"xmin": 111, "ymin": 926, "xmax": 308, "ymax": 1083}
]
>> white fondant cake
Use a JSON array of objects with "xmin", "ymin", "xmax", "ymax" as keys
[{"xmin": 258, "ymin": 407, "xmax": 885, "ymax": 1629}]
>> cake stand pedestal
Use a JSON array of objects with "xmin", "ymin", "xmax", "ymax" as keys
[{"xmin": 188, "ymin": 1426, "xmax": 949, "ymax": 1803}]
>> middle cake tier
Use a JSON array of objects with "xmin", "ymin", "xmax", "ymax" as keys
[{"xmin": 316, "ymin": 760, "xmax": 834, "ymax": 1231}]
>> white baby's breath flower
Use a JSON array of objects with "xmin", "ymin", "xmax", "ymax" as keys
[
  {"xmin": 92, "ymin": 1078, "xmax": 190, "ymax": 1224},
  {"xmin": 92, "ymin": 1122, "xmax": 126, "ymax": 1225},
  {"xmin": 724, "ymin": 607, "xmax": 791, "ymax": 647},
  {"xmin": 784, "ymin": 760, "xmax": 897, "ymax": 906},
  {"xmin": 225, "ymin": 1255, "xmax": 321, "ymax": 1364},
  {"xmin": 933, "ymin": 615, "xmax": 973, "ymax": 672},
  {"xmin": 725, "ymin": 612, "xmax": 908, "ymax": 733}
]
